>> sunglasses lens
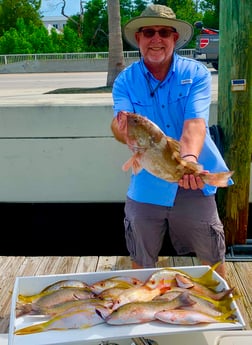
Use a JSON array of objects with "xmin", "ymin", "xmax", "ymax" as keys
[
  {"xmin": 159, "ymin": 29, "xmax": 171, "ymax": 37},
  {"xmin": 141, "ymin": 28, "xmax": 175, "ymax": 38},
  {"xmin": 142, "ymin": 29, "xmax": 155, "ymax": 37}
]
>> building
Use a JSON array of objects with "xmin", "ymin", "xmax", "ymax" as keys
[{"xmin": 42, "ymin": 16, "xmax": 67, "ymax": 32}]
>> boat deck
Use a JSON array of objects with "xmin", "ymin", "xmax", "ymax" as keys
[{"xmin": 0, "ymin": 256, "xmax": 252, "ymax": 333}]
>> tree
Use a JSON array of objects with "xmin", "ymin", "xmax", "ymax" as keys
[
  {"xmin": 199, "ymin": 0, "xmax": 219, "ymax": 28},
  {"xmin": 0, "ymin": 0, "xmax": 42, "ymax": 35},
  {"xmin": 106, "ymin": 0, "xmax": 125, "ymax": 86},
  {"xmin": 81, "ymin": 0, "xmax": 108, "ymax": 51},
  {"xmin": 0, "ymin": 0, "xmax": 205, "ymax": 54},
  {"xmin": 60, "ymin": 0, "xmax": 84, "ymax": 37}
]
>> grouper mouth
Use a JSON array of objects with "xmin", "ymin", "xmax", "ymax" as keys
[{"xmin": 116, "ymin": 111, "xmax": 146, "ymax": 152}]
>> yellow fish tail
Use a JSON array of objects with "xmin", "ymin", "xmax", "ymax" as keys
[
  {"xmin": 18, "ymin": 290, "xmax": 51, "ymax": 303},
  {"xmin": 215, "ymin": 308, "xmax": 238, "ymax": 323},
  {"xmin": 14, "ymin": 321, "xmax": 49, "ymax": 335},
  {"xmin": 195, "ymin": 261, "xmax": 222, "ymax": 287}
]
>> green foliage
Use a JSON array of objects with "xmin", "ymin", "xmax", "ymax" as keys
[
  {"xmin": 0, "ymin": 28, "xmax": 32, "ymax": 54},
  {"xmin": 60, "ymin": 26, "xmax": 84, "ymax": 52},
  {"xmin": 0, "ymin": 17, "xmax": 50, "ymax": 53},
  {"xmin": 82, "ymin": 0, "xmax": 108, "ymax": 51},
  {"xmin": 199, "ymin": 0, "xmax": 219, "ymax": 28},
  {"xmin": 0, "ymin": 0, "xmax": 42, "ymax": 35},
  {"xmin": 153, "ymin": 0, "xmax": 168, "ymax": 5},
  {"xmin": 0, "ymin": 0, "xmax": 220, "ymax": 54},
  {"xmin": 0, "ymin": 14, "xmax": 85, "ymax": 54}
]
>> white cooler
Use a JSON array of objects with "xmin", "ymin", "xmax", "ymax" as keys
[{"xmin": 1, "ymin": 331, "xmax": 252, "ymax": 345}]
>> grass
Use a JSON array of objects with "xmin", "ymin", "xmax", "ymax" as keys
[{"xmin": 45, "ymin": 86, "xmax": 112, "ymax": 94}]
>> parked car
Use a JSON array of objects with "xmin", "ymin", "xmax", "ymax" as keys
[{"xmin": 193, "ymin": 21, "xmax": 219, "ymax": 70}]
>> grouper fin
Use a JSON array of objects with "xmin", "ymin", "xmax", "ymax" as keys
[
  {"xmin": 200, "ymin": 171, "xmax": 234, "ymax": 188},
  {"xmin": 166, "ymin": 136, "xmax": 180, "ymax": 153},
  {"xmin": 122, "ymin": 153, "xmax": 143, "ymax": 174}
]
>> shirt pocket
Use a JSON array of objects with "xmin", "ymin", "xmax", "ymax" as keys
[
  {"xmin": 130, "ymin": 95, "xmax": 153, "ymax": 116},
  {"xmin": 168, "ymin": 83, "xmax": 192, "ymax": 105}
]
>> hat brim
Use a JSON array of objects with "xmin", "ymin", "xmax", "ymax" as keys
[{"xmin": 123, "ymin": 16, "xmax": 193, "ymax": 50}]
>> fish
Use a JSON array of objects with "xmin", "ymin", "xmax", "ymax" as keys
[
  {"xmin": 89, "ymin": 276, "xmax": 143, "ymax": 294},
  {"xmin": 144, "ymin": 263, "xmax": 221, "ymax": 290},
  {"xmin": 154, "ymin": 287, "xmax": 235, "ymax": 316},
  {"xmin": 18, "ymin": 280, "xmax": 92, "ymax": 304},
  {"xmin": 16, "ymin": 287, "xmax": 96, "ymax": 317},
  {"xmin": 30, "ymin": 298, "xmax": 112, "ymax": 316},
  {"xmin": 18, "ymin": 290, "xmax": 53, "ymax": 304},
  {"xmin": 41, "ymin": 279, "xmax": 91, "ymax": 293},
  {"xmin": 97, "ymin": 286, "xmax": 132, "ymax": 301},
  {"xmin": 154, "ymin": 308, "xmax": 238, "ymax": 325},
  {"xmin": 175, "ymin": 292, "xmax": 229, "ymax": 317},
  {"xmin": 14, "ymin": 304, "xmax": 111, "ymax": 335},
  {"xmin": 111, "ymin": 281, "xmax": 170, "ymax": 311},
  {"xmin": 29, "ymin": 287, "xmax": 96, "ymax": 313},
  {"xmin": 175, "ymin": 273, "xmax": 235, "ymax": 301},
  {"xmin": 111, "ymin": 111, "xmax": 234, "ymax": 187},
  {"xmin": 98, "ymin": 291, "xmax": 194, "ymax": 325}
]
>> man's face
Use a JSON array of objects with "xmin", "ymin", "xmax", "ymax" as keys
[{"xmin": 135, "ymin": 25, "xmax": 179, "ymax": 64}]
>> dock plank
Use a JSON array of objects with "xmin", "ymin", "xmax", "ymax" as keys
[
  {"xmin": 226, "ymin": 262, "xmax": 252, "ymax": 330},
  {"xmin": 96, "ymin": 256, "xmax": 118, "ymax": 271},
  {"xmin": 75, "ymin": 256, "xmax": 99, "ymax": 273}
]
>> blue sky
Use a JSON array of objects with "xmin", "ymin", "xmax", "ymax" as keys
[
  {"xmin": 40, "ymin": 0, "xmax": 80, "ymax": 17},
  {"xmin": 40, "ymin": 0, "xmax": 154, "ymax": 17}
]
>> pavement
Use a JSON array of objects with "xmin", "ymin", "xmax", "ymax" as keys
[
  {"xmin": 0, "ymin": 92, "xmax": 113, "ymax": 106},
  {"xmin": 0, "ymin": 70, "xmax": 218, "ymax": 105},
  {"xmin": 0, "ymin": 72, "xmax": 112, "ymax": 105}
]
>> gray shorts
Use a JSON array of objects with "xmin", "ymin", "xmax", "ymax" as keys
[{"xmin": 124, "ymin": 188, "xmax": 226, "ymax": 267}]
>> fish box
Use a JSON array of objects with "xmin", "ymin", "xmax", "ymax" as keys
[{"xmin": 8, "ymin": 266, "xmax": 246, "ymax": 345}]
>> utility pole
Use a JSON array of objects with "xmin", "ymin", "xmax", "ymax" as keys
[{"xmin": 217, "ymin": 0, "xmax": 252, "ymax": 245}]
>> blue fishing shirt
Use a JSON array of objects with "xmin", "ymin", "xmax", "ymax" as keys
[{"xmin": 112, "ymin": 53, "xmax": 233, "ymax": 206}]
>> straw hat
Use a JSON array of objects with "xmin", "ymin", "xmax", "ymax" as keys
[{"xmin": 123, "ymin": 4, "xmax": 193, "ymax": 50}]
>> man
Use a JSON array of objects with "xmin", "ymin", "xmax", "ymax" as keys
[{"xmin": 112, "ymin": 4, "xmax": 233, "ymax": 278}]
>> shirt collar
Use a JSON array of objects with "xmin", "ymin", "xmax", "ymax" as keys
[{"xmin": 140, "ymin": 53, "xmax": 177, "ymax": 83}]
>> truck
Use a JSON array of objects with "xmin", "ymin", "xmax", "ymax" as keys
[{"xmin": 193, "ymin": 21, "xmax": 219, "ymax": 71}]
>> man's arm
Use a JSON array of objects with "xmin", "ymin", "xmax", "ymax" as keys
[{"xmin": 179, "ymin": 118, "xmax": 207, "ymax": 189}]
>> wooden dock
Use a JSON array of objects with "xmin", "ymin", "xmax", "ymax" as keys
[{"xmin": 0, "ymin": 256, "xmax": 252, "ymax": 334}]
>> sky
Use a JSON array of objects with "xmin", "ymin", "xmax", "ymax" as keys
[
  {"xmin": 40, "ymin": 0, "xmax": 81, "ymax": 17},
  {"xmin": 40, "ymin": 1, "xmax": 154, "ymax": 17}
]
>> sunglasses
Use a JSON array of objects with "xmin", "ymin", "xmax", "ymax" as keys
[{"xmin": 139, "ymin": 28, "xmax": 177, "ymax": 38}]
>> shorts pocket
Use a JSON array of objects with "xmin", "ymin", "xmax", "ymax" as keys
[
  {"xmin": 124, "ymin": 218, "xmax": 136, "ymax": 257},
  {"xmin": 209, "ymin": 223, "xmax": 226, "ymax": 256}
]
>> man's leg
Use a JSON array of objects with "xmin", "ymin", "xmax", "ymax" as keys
[
  {"xmin": 132, "ymin": 261, "xmax": 144, "ymax": 269},
  {"xmin": 201, "ymin": 260, "xmax": 225, "ymax": 279},
  {"xmin": 124, "ymin": 197, "xmax": 168, "ymax": 268},
  {"xmin": 168, "ymin": 188, "xmax": 227, "ymax": 279}
]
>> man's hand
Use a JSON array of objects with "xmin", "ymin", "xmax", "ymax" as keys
[{"xmin": 178, "ymin": 171, "xmax": 209, "ymax": 190}]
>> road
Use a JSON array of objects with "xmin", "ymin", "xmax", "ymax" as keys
[
  {"xmin": 0, "ymin": 69, "xmax": 218, "ymax": 101},
  {"xmin": 0, "ymin": 72, "xmax": 108, "ymax": 96}
]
